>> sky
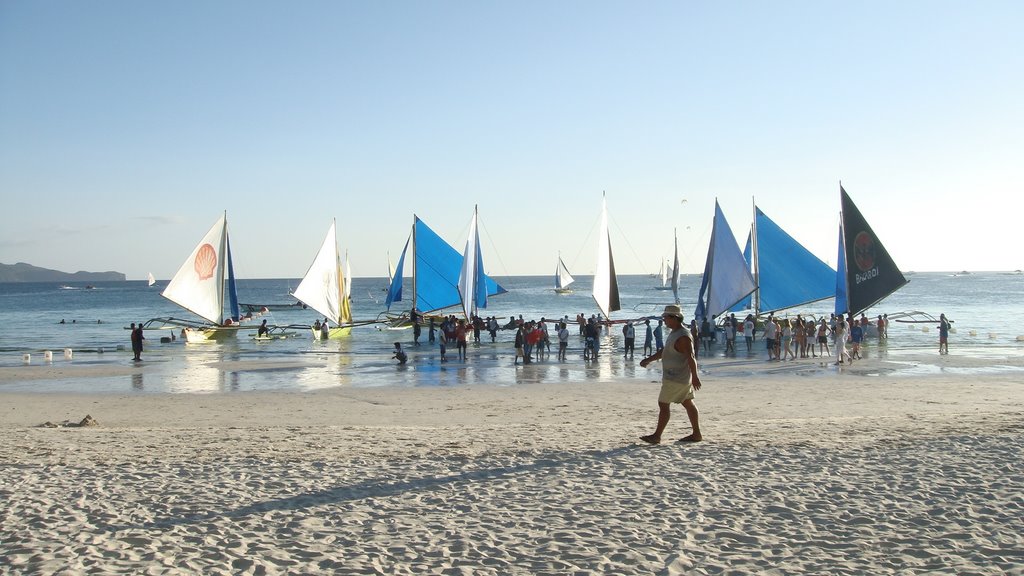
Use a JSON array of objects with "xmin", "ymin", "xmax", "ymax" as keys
[{"xmin": 1, "ymin": 1, "xmax": 1022, "ymax": 280}]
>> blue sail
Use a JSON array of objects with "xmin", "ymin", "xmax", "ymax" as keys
[
  {"xmin": 225, "ymin": 233, "xmax": 241, "ymax": 323},
  {"xmin": 753, "ymin": 207, "xmax": 835, "ymax": 313},
  {"xmin": 695, "ymin": 201, "xmax": 755, "ymax": 321},
  {"xmin": 388, "ymin": 215, "xmax": 505, "ymax": 314},
  {"xmin": 728, "ymin": 233, "xmax": 754, "ymax": 313},
  {"xmin": 384, "ymin": 237, "xmax": 408, "ymax": 309}
]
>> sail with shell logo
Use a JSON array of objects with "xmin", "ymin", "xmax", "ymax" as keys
[{"xmin": 160, "ymin": 212, "xmax": 241, "ymax": 337}]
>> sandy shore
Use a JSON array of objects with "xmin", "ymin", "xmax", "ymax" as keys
[{"xmin": 1, "ymin": 353, "xmax": 1023, "ymax": 574}]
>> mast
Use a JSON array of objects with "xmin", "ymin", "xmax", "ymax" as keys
[
  {"xmin": 410, "ymin": 214, "xmax": 419, "ymax": 315},
  {"xmin": 751, "ymin": 197, "xmax": 760, "ymax": 315}
]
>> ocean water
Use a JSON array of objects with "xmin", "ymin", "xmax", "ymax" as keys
[{"xmin": 1, "ymin": 272, "xmax": 1022, "ymax": 392}]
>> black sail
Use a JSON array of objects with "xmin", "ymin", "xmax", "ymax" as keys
[{"xmin": 840, "ymin": 186, "xmax": 908, "ymax": 315}]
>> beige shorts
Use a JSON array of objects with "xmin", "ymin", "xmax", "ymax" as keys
[{"xmin": 658, "ymin": 378, "xmax": 694, "ymax": 404}]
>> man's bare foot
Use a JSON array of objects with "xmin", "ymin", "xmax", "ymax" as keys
[
  {"xmin": 640, "ymin": 434, "xmax": 661, "ymax": 445},
  {"xmin": 677, "ymin": 434, "xmax": 702, "ymax": 443}
]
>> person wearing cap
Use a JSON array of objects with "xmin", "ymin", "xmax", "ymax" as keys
[{"xmin": 638, "ymin": 304, "xmax": 702, "ymax": 444}]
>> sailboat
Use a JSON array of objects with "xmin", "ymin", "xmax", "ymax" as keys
[
  {"xmin": 730, "ymin": 203, "xmax": 835, "ymax": 315},
  {"xmin": 383, "ymin": 251, "xmax": 394, "ymax": 292},
  {"xmin": 385, "ymin": 209, "xmax": 505, "ymax": 320},
  {"xmin": 292, "ymin": 220, "xmax": 353, "ymax": 339},
  {"xmin": 159, "ymin": 212, "xmax": 242, "ymax": 343},
  {"xmin": 654, "ymin": 231, "xmax": 681, "ymax": 303},
  {"xmin": 835, "ymin": 185, "xmax": 908, "ymax": 316},
  {"xmin": 654, "ymin": 259, "xmax": 671, "ymax": 290},
  {"xmin": 694, "ymin": 200, "xmax": 755, "ymax": 322},
  {"xmin": 457, "ymin": 205, "xmax": 491, "ymax": 320},
  {"xmin": 554, "ymin": 253, "xmax": 575, "ymax": 294},
  {"xmin": 147, "ymin": 272, "xmax": 157, "ymax": 287},
  {"xmin": 592, "ymin": 194, "xmax": 621, "ymax": 318}
]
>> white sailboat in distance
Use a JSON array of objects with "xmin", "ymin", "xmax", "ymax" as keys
[{"xmin": 554, "ymin": 253, "xmax": 575, "ymax": 294}]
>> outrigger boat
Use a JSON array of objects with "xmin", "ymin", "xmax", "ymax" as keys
[
  {"xmin": 292, "ymin": 220, "xmax": 354, "ymax": 339},
  {"xmin": 383, "ymin": 207, "xmax": 505, "ymax": 326},
  {"xmin": 147, "ymin": 212, "xmax": 246, "ymax": 343}
]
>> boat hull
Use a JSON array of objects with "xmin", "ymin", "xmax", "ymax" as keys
[
  {"xmin": 554, "ymin": 288, "xmax": 574, "ymax": 295},
  {"xmin": 311, "ymin": 326, "xmax": 353, "ymax": 340},
  {"xmin": 183, "ymin": 326, "xmax": 241, "ymax": 343}
]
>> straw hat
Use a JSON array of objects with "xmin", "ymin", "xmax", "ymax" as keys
[{"xmin": 662, "ymin": 304, "xmax": 684, "ymax": 319}]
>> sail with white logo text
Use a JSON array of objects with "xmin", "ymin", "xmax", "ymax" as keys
[{"xmin": 835, "ymin": 185, "xmax": 908, "ymax": 316}]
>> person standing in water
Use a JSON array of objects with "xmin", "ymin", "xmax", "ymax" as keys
[
  {"xmin": 639, "ymin": 305, "xmax": 702, "ymax": 445},
  {"xmin": 938, "ymin": 313, "xmax": 952, "ymax": 355},
  {"xmin": 130, "ymin": 322, "xmax": 144, "ymax": 361}
]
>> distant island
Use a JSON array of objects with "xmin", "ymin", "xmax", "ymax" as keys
[{"xmin": 0, "ymin": 262, "xmax": 126, "ymax": 283}]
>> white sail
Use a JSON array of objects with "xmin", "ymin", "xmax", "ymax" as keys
[
  {"xmin": 386, "ymin": 251, "xmax": 393, "ymax": 285},
  {"xmin": 458, "ymin": 205, "xmax": 483, "ymax": 319},
  {"xmin": 660, "ymin": 259, "xmax": 668, "ymax": 287},
  {"xmin": 147, "ymin": 272, "xmax": 156, "ymax": 287},
  {"xmin": 161, "ymin": 214, "xmax": 228, "ymax": 325},
  {"xmin": 671, "ymin": 228, "xmax": 680, "ymax": 303},
  {"xmin": 592, "ymin": 194, "xmax": 621, "ymax": 317},
  {"xmin": 293, "ymin": 220, "xmax": 351, "ymax": 325},
  {"xmin": 555, "ymin": 255, "xmax": 575, "ymax": 290}
]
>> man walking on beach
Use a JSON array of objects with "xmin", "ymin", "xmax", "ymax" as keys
[{"xmin": 639, "ymin": 305, "xmax": 702, "ymax": 444}]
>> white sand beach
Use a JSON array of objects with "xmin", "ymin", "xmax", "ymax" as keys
[{"xmin": 2, "ymin": 352, "xmax": 1023, "ymax": 575}]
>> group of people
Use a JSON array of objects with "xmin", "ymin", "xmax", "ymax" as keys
[{"xmin": 686, "ymin": 312, "xmax": 896, "ymax": 364}]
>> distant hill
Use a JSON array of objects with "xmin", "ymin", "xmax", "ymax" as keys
[{"xmin": 0, "ymin": 262, "xmax": 126, "ymax": 283}]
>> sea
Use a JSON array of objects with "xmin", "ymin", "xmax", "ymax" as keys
[{"xmin": 1, "ymin": 272, "xmax": 1022, "ymax": 393}]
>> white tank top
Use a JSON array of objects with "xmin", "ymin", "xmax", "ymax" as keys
[{"xmin": 662, "ymin": 328, "xmax": 693, "ymax": 384}]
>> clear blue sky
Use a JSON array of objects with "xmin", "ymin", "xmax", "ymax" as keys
[{"xmin": 2, "ymin": 1, "xmax": 1021, "ymax": 280}]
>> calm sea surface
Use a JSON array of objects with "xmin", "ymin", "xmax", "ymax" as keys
[{"xmin": 1, "ymin": 272, "xmax": 1022, "ymax": 393}]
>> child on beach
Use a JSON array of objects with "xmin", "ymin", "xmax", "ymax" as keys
[
  {"xmin": 850, "ymin": 322, "xmax": 864, "ymax": 359},
  {"xmin": 392, "ymin": 342, "xmax": 407, "ymax": 365}
]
